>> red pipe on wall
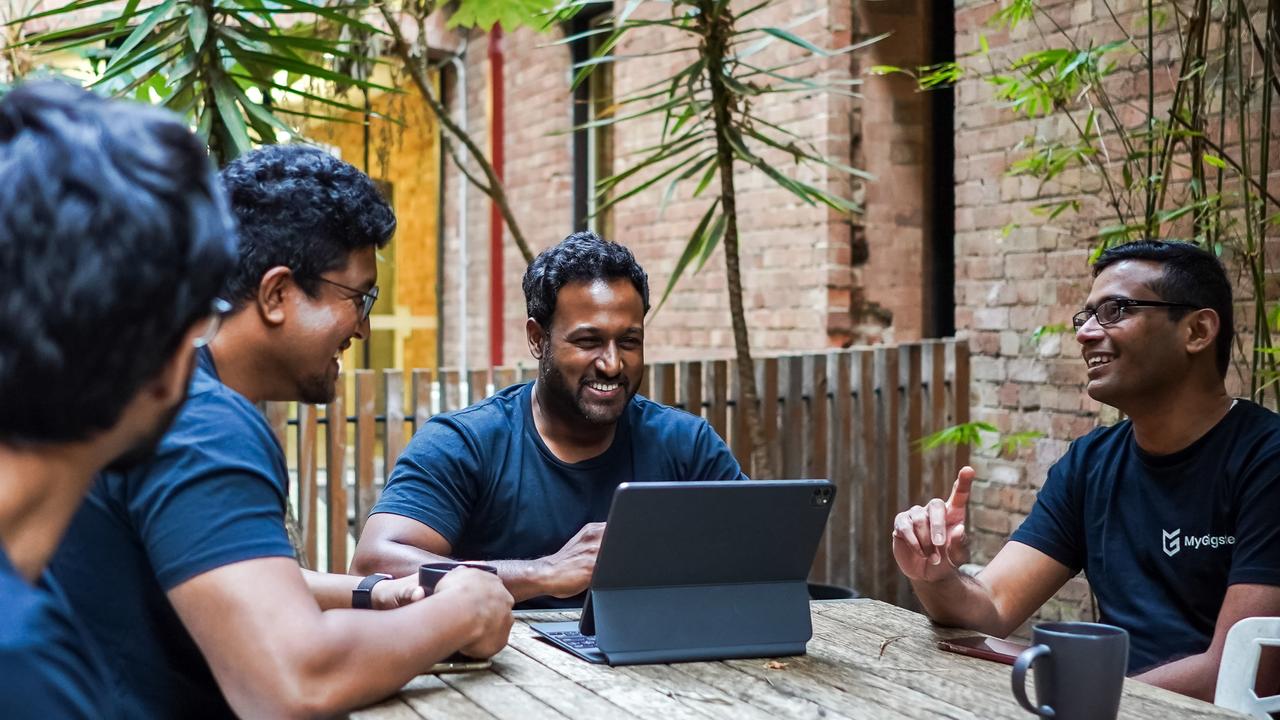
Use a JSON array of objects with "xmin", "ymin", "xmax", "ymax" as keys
[{"xmin": 488, "ymin": 27, "xmax": 505, "ymax": 369}]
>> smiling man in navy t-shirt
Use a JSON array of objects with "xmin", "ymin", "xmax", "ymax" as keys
[
  {"xmin": 890, "ymin": 240, "xmax": 1280, "ymax": 700},
  {"xmin": 0, "ymin": 82, "xmax": 237, "ymax": 718},
  {"xmin": 354, "ymin": 232, "xmax": 747, "ymax": 607}
]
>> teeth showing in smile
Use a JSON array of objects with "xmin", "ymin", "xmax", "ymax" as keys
[
  {"xmin": 588, "ymin": 382, "xmax": 620, "ymax": 393},
  {"xmin": 1087, "ymin": 354, "xmax": 1114, "ymax": 368}
]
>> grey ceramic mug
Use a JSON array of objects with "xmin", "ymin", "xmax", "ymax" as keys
[{"xmin": 1011, "ymin": 622, "xmax": 1129, "ymax": 720}]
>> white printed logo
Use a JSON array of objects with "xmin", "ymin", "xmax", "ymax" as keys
[{"xmin": 1162, "ymin": 528, "xmax": 1234, "ymax": 557}]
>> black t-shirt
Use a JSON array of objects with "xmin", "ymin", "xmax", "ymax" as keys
[
  {"xmin": 372, "ymin": 381, "xmax": 747, "ymax": 608},
  {"xmin": 1011, "ymin": 399, "xmax": 1280, "ymax": 673}
]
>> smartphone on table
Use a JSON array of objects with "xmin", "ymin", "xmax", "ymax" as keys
[{"xmin": 936, "ymin": 635, "xmax": 1030, "ymax": 665}]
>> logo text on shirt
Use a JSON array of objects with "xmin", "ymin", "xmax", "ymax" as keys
[{"xmin": 1161, "ymin": 528, "xmax": 1235, "ymax": 557}]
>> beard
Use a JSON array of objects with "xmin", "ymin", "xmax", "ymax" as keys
[
  {"xmin": 298, "ymin": 371, "xmax": 337, "ymax": 405},
  {"xmin": 538, "ymin": 347, "xmax": 634, "ymax": 426}
]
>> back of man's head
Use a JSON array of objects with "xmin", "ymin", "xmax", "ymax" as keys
[
  {"xmin": 0, "ymin": 82, "xmax": 236, "ymax": 445},
  {"xmin": 218, "ymin": 144, "xmax": 394, "ymax": 306},
  {"xmin": 1092, "ymin": 239, "xmax": 1234, "ymax": 377},
  {"xmin": 522, "ymin": 231, "xmax": 650, "ymax": 330}
]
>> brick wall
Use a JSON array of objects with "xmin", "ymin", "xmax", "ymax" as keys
[{"xmin": 436, "ymin": 0, "xmax": 944, "ymax": 370}]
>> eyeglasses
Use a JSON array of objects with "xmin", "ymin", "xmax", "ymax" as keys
[
  {"xmin": 316, "ymin": 277, "xmax": 379, "ymax": 321},
  {"xmin": 1072, "ymin": 298, "xmax": 1201, "ymax": 330},
  {"xmin": 193, "ymin": 298, "xmax": 233, "ymax": 348}
]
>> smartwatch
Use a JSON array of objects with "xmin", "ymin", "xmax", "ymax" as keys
[{"xmin": 352, "ymin": 573, "xmax": 393, "ymax": 609}]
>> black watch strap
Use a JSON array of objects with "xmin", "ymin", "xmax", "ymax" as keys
[{"xmin": 352, "ymin": 573, "xmax": 393, "ymax": 609}]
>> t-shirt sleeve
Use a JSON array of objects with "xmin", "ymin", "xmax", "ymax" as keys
[
  {"xmin": 1228, "ymin": 448, "xmax": 1280, "ymax": 587},
  {"xmin": 1009, "ymin": 441, "xmax": 1086, "ymax": 573},
  {"xmin": 689, "ymin": 419, "xmax": 748, "ymax": 481},
  {"xmin": 129, "ymin": 404, "xmax": 294, "ymax": 591},
  {"xmin": 370, "ymin": 416, "xmax": 486, "ymax": 548}
]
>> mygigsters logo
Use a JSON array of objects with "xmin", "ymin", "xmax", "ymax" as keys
[{"xmin": 1162, "ymin": 528, "xmax": 1235, "ymax": 557}]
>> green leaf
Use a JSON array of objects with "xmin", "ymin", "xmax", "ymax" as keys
[
  {"xmin": 760, "ymin": 27, "xmax": 830, "ymax": 57},
  {"xmin": 188, "ymin": 4, "xmax": 209, "ymax": 50},
  {"xmin": 1203, "ymin": 153, "xmax": 1227, "ymax": 169},
  {"xmin": 211, "ymin": 74, "xmax": 253, "ymax": 156},
  {"xmin": 653, "ymin": 199, "xmax": 721, "ymax": 316},
  {"xmin": 106, "ymin": 0, "xmax": 176, "ymax": 71}
]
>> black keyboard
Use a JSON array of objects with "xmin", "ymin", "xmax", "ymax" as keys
[{"xmin": 543, "ymin": 629, "xmax": 598, "ymax": 650}]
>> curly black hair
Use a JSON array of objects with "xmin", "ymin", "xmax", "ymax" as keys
[
  {"xmin": 1093, "ymin": 240, "xmax": 1233, "ymax": 378},
  {"xmin": 522, "ymin": 231, "xmax": 650, "ymax": 330},
  {"xmin": 0, "ymin": 81, "xmax": 236, "ymax": 444},
  {"xmin": 218, "ymin": 144, "xmax": 395, "ymax": 305}
]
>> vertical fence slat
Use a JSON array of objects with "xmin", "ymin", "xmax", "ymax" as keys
[
  {"xmin": 493, "ymin": 368, "xmax": 517, "ymax": 391},
  {"xmin": 928, "ymin": 341, "xmax": 948, "ymax": 499},
  {"xmin": 440, "ymin": 370, "xmax": 461, "ymax": 413},
  {"xmin": 468, "ymin": 368, "xmax": 489, "ymax": 406},
  {"xmin": 384, "ymin": 371, "xmax": 405, "ymax": 485},
  {"xmin": 761, "ymin": 358, "xmax": 779, "ymax": 479},
  {"xmin": 806, "ymin": 353, "xmax": 828, "ymax": 584},
  {"xmin": 825, "ymin": 352, "xmax": 852, "ymax": 589},
  {"xmin": 354, "ymin": 370, "xmax": 376, "ymax": 538},
  {"xmin": 854, "ymin": 352, "xmax": 875, "ymax": 596},
  {"xmin": 708, "ymin": 360, "xmax": 728, "ymax": 438},
  {"xmin": 412, "ymin": 369, "xmax": 434, "ymax": 432},
  {"xmin": 953, "ymin": 340, "xmax": 971, "ymax": 470},
  {"xmin": 652, "ymin": 363, "xmax": 676, "ymax": 406},
  {"xmin": 896, "ymin": 344, "xmax": 921, "ymax": 609},
  {"xmin": 872, "ymin": 348, "xmax": 898, "ymax": 601},
  {"xmin": 265, "ymin": 403, "xmax": 289, "ymax": 451},
  {"xmin": 679, "ymin": 361, "xmax": 702, "ymax": 416},
  {"xmin": 730, "ymin": 360, "xmax": 750, "ymax": 474},
  {"xmin": 781, "ymin": 356, "xmax": 804, "ymax": 479},
  {"xmin": 297, "ymin": 403, "xmax": 318, "ymax": 569},
  {"xmin": 325, "ymin": 384, "xmax": 348, "ymax": 574}
]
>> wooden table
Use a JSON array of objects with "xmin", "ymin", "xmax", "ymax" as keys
[{"xmin": 351, "ymin": 599, "xmax": 1245, "ymax": 719}]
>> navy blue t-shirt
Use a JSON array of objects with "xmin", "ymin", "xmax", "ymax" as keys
[
  {"xmin": 372, "ymin": 381, "xmax": 747, "ymax": 607},
  {"xmin": 0, "ymin": 547, "xmax": 115, "ymax": 719},
  {"xmin": 50, "ymin": 348, "xmax": 296, "ymax": 719},
  {"xmin": 1011, "ymin": 399, "xmax": 1280, "ymax": 673}
]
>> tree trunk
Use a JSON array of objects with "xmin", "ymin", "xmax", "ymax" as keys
[{"xmin": 700, "ymin": 1, "xmax": 772, "ymax": 478}]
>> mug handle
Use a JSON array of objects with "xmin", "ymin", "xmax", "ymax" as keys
[{"xmin": 1011, "ymin": 644, "xmax": 1055, "ymax": 718}]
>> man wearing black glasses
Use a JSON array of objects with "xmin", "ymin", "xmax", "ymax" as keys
[
  {"xmin": 890, "ymin": 240, "xmax": 1280, "ymax": 700},
  {"xmin": 52, "ymin": 144, "xmax": 514, "ymax": 718}
]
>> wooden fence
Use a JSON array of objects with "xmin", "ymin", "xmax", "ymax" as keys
[{"xmin": 264, "ymin": 338, "xmax": 970, "ymax": 607}]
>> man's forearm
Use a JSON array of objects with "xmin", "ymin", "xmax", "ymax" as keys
[
  {"xmin": 354, "ymin": 541, "xmax": 553, "ymax": 603},
  {"xmin": 301, "ymin": 568, "xmax": 363, "ymax": 610},
  {"xmin": 1132, "ymin": 653, "xmax": 1216, "ymax": 701},
  {"xmin": 910, "ymin": 570, "xmax": 1009, "ymax": 637}
]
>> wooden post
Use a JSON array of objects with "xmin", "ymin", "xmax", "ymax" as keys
[
  {"xmin": 708, "ymin": 360, "xmax": 728, "ymax": 439},
  {"xmin": 781, "ymin": 356, "xmax": 804, "ymax": 480},
  {"xmin": 953, "ymin": 339, "xmax": 971, "ymax": 470},
  {"xmin": 897, "ymin": 344, "xmax": 921, "ymax": 609},
  {"xmin": 761, "ymin": 358, "xmax": 779, "ymax": 480},
  {"xmin": 297, "ymin": 403, "xmax": 318, "ymax": 569},
  {"xmin": 384, "ymin": 370, "xmax": 405, "ymax": 484},
  {"xmin": 325, "ymin": 385, "xmax": 348, "ymax": 574},
  {"xmin": 678, "ymin": 361, "xmax": 702, "ymax": 416},
  {"xmin": 354, "ymin": 370, "xmax": 376, "ymax": 537},
  {"xmin": 806, "ymin": 353, "xmax": 828, "ymax": 584},
  {"xmin": 927, "ymin": 341, "xmax": 948, "ymax": 499},
  {"xmin": 854, "ymin": 351, "xmax": 875, "ymax": 597}
]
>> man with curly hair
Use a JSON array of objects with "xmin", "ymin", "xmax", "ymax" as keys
[
  {"xmin": 0, "ymin": 81, "xmax": 237, "ymax": 719},
  {"xmin": 51, "ymin": 144, "xmax": 514, "ymax": 718},
  {"xmin": 353, "ymin": 232, "xmax": 747, "ymax": 609}
]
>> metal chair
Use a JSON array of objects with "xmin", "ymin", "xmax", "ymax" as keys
[{"xmin": 1214, "ymin": 616, "xmax": 1280, "ymax": 719}]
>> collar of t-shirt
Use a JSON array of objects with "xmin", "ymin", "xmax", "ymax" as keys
[
  {"xmin": 1131, "ymin": 398, "xmax": 1242, "ymax": 469},
  {"xmin": 520, "ymin": 382, "xmax": 632, "ymax": 470}
]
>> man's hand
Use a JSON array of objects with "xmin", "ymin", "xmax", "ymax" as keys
[
  {"xmin": 535, "ymin": 522, "xmax": 605, "ymax": 598},
  {"xmin": 433, "ymin": 567, "xmax": 514, "ymax": 659},
  {"xmin": 371, "ymin": 573, "xmax": 426, "ymax": 610},
  {"xmin": 892, "ymin": 466, "xmax": 974, "ymax": 582}
]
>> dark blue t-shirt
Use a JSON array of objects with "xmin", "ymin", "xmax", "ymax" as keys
[
  {"xmin": 50, "ymin": 348, "xmax": 295, "ymax": 719},
  {"xmin": 372, "ymin": 382, "xmax": 747, "ymax": 607},
  {"xmin": 1011, "ymin": 399, "xmax": 1280, "ymax": 673},
  {"xmin": 0, "ymin": 547, "xmax": 115, "ymax": 719}
]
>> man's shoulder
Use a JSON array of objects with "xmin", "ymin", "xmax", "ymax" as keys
[
  {"xmin": 430, "ymin": 381, "xmax": 528, "ymax": 437},
  {"xmin": 627, "ymin": 393, "xmax": 709, "ymax": 432}
]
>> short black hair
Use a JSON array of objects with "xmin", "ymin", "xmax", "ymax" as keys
[
  {"xmin": 522, "ymin": 231, "xmax": 650, "ymax": 329},
  {"xmin": 1093, "ymin": 240, "xmax": 1234, "ymax": 377},
  {"xmin": 0, "ymin": 81, "xmax": 236, "ymax": 444},
  {"xmin": 218, "ymin": 144, "xmax": 394, "ymax": 305}
]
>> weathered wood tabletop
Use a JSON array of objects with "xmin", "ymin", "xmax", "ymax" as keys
[{"xmin": 350, "ymin": 599, "xmax": 1245, "ymax": 719}]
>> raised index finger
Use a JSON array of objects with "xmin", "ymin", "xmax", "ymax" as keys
[{"xmin": 945, "ymin": 465, "xmax": 976, "ymax": 511}]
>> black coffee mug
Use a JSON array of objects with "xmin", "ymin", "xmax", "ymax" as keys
[
  {"xmin": 418, "ymin": 562, "xmax": 499, "ymax": 594},
  {"xmin": 1011, "ymin": 622, "xmax": 1129, "ymax": 720}
]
